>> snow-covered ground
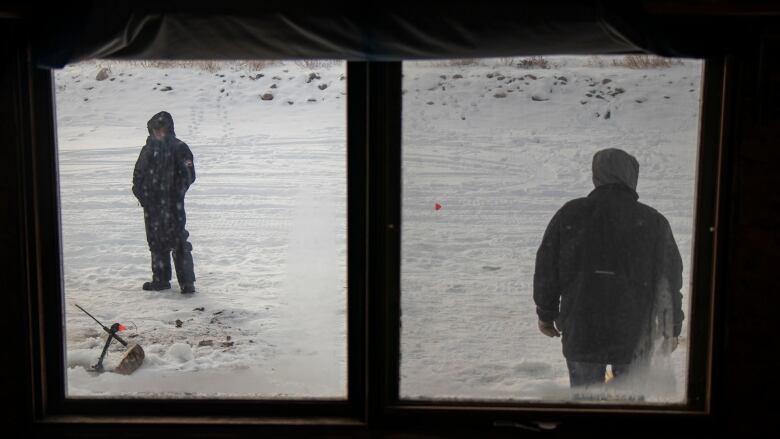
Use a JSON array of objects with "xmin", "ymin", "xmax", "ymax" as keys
[
  {"xmin": 55, "ymin": 56, "xmax": 701, "ymax": 403},
  {"xmin": 56, "ymin": 61, "xmax": 348, "ymax": 398}
]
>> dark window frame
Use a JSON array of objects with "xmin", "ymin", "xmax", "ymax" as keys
[
  {"xmin": 29, "ymin": 62, "xmax": 368, "ymax": 422},
  {"xmin": 367, "ymin": 58, "xmax": 727, "ymax": 430},
  {"xmin": 19, "ymin": 54, "xmax": 729, "ymax": 433}
]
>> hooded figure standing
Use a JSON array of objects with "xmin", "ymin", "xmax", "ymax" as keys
[
  {"xmin": 533, "ymin": 148, "xmax": 683, "ymax": 391},
  {"xmin": 132, "ymin": 111, "xmax": 197, "ymax": 294}
]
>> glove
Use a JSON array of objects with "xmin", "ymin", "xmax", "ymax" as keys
[
  {"xmin": 659, "ymin": 336, "xmax": 679, "ymax": 355},
  {"xmin": 538, "ymin": 320, "xmax": 560, "ymax": 338}
]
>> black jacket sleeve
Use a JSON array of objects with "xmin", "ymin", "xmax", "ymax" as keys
[
  {"xmin": 132, "ymin": 144, "xmax": 150, "ymax": 205},
  {"xmin": 655, "ymin": 217, "xmax": 685, "ymax": 337},
  {"xmin": 534, "ymin": 208, "xmax": 562, "ymax": 322},
  {"xmin": 175, "ymin": 141, "xmax": 196, "ymax": 197}
]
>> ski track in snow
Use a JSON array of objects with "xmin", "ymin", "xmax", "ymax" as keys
[{"xmin": 56, "ymin": 58, "xmax": 700, "ymax": 402}]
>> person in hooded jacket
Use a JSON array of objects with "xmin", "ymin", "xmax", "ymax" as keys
[
  {"xmin": 132, "ymin": 111, "xmax": 197, "ymax": 294},
  {"xmin": 533, "ymin": 148, "xmax": 684, "ymax": 390}
]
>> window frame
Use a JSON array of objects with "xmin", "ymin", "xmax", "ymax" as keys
[
  {"xmin": 19, "ymin": 55, "xmax": 729, "ymax": 433},
  {"xmin": 29, "ymin": 61, "xmax": 368, "ymax": 422},
  {"xmin": 372, "ymin": 58, "xmax": 727, "ymax": 426}
]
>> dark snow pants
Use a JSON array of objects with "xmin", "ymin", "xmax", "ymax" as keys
[
  {"xmin": 150, "ymin": 229, "xmax": 195, "ymax": 285},
  {"xmin": 145, "ymin": 204, "xmax": 195, "ymax": 286},
  {"xmin": 566, "ymin": 360, "xmax": 630, "ymax": 388}
]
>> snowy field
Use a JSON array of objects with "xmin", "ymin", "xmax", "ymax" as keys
[
  {"xmin": 56, "ymin": 61, "xmax": 348, "ymax": 398},
  {"xmin": 55, "ymin": 56, "xmax": 701, "ymax": 402}
]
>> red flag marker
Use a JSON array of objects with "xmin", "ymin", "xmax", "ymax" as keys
[{"xmin": 435, "ymin": 203, "xmax": 442, "ymax": 211}]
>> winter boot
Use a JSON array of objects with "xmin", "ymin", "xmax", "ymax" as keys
[
  {"xmin": 143, "ymin": 280, "xmax": 171, "ymax": 291},
  {"xmin": 145, "ymin": 250, "xmax": 172, "ymax": 291},
  {"xmin": 180, "ymin": 283, "xmax": 196, "ymax": 294}
]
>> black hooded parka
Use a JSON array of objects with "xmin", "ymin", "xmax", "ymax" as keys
[
  {"xmin": 533, "ymin": 149, "xmax": 684, "ymax": 365},
  {"xmin": 132, "ymin": 111, "xmax": 196, "ymax": 284}
]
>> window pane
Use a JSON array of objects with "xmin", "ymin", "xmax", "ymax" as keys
[
  {"xmin": 55, "ymin": 60, "xmax": 346, "ymax": 398},
  {"xmin": 401, "ymin": 56, "xmax": 701, "ymax": 403}
]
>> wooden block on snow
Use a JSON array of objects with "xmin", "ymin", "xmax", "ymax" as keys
[{"xmin": 114, "ymin": 343, "xmax": 145, "ymax": 375}]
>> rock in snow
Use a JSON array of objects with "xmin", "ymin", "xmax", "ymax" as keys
[{"xmin": 95, "ymin": 67, "xmax": 110, "ymax": 81}]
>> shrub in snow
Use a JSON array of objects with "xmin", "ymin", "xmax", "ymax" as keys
[
  {"xmin": 613, "ymin": 55, "xmax": 674, "ymax": 69},
  {"xmin": 516, "ymin": 56, "xmax": 550, "ymax": 69}
]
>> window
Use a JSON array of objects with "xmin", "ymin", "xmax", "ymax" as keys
[
  {"xmin": 54, "ymin": 60, "xmax": 348, "ymax": 399},
  {"xmin": 400, "ymin": 56, "xmax": 703, "ymax": 404},
  {"xmin": 19, "ymin": 54, "xmax": 724, "ymax": 432}
]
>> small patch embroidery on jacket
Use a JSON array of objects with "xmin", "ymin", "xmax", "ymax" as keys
[{"xmin": 184, "ymin": 160, "xmax": 193, "ymax": 167}]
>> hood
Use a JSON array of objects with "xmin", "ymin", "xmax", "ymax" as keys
[
  {"xmin": 592, "ymin": 148, "xmax": 639, "ymax": 191},
  {"xmin": 147, "ymin": 111, "xmax": 176, "ymax": 138}
]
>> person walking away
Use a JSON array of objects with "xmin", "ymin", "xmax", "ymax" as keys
[{"xmin": 533, "ymin": 148, "xmax": 684, "ymax": 395}]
